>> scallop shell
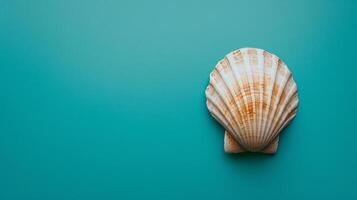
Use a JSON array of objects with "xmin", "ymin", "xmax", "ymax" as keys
[{"xmin": 205, "ymin": 48, "xmax": 298, "ymax": 153}]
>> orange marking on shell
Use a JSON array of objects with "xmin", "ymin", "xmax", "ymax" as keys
[{"xmin": 205, "ymin": 48, "xmax": 298, "ymax": 153}]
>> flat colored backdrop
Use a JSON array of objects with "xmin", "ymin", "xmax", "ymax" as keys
[{"xmin": 1, "ymin": 0, "xmax": 356, "ymax": 199}]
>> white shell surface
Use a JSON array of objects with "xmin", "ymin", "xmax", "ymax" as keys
[{"xmin": 206, "ymin": 48, "xmax": 298, "ymax": 153}]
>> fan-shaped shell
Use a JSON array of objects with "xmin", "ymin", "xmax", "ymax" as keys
[{"xmin": 205, "ymin": 48, "xmax": 298, "ymax": 153}]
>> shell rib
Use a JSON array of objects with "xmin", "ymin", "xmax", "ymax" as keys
[{"xmin": 205, "ymin": 48, "xmax": 298, "ymax": 153}]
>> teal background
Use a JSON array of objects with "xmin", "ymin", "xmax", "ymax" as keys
[{"xmin": 1, "ymin": 0, "xmax": 357, "ymax": 199}]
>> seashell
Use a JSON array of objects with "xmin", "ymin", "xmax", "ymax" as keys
[{"xmin": 205, "ymin": 48, "xmax": 298, "ymax": 153}]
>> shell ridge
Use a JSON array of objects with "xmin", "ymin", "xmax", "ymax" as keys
[
  {"xmin": 272, "ymin": 92, "xmax": 298, "ymax": 136},
  {"xmin": 242, "ymin": 49, "xmax": 257, "ymax": 146},
  {"xmin": 275, "ymin": 107, "xmax": 297, "ymax": 135},
  {"xmin": 226, "ymin": 52, "xmax": 253, "ymax": 147},
  {"xmin": 206, "ymin": 86, "xmax": 242, "ymax": 141},
  {"xmin": 206, "ymin": 86, "xmax": 234, "ymax": 132},
  {"xmin": 205, "ymin": 48, "xmax": 298, "ymax": 153},
  {"xmin": 228, "ymin": 51, "xmax": 250, "ymax": 142},
  {"xmin": 208, "ymin": 76, "xmax": 240, "ymax": 133},
  {"xmin": 262, "ymin": 56, "xmax": 281, "ymax": 146},
  {"xmin": 260, "ymin": 54, "xmax": 278, "ymax": 148},
  {"xmin": 270, "ymin": 84, "xmax": 298, "ymax": 136},
  {"xmin": 237, "ymin": 50, "xmax": 254, "ymax": 144},
  {"xmin": 262, "ymin": 64, "xmax": 292, "ymax": 146},
  {"xmin": 260, "ymin": 51, "xmax": 270, "ymax": 145},
  {"xmin": 256, "ymin": 49, "xmax": 265, "ymax": 149},
  {"xmin": 206, "ymin": 99, "xmax": 236, "ymax": 135},
  {"xmin": 210, "ymin": 68, "xmax": 247, "ymax": 147},
  {"xmin": 265, "ymin": 74, "xmax": 294, "ymax": 142},
  {"xmin": 224, "ymin": 54, "xmax": 252, "ymax": 145}
]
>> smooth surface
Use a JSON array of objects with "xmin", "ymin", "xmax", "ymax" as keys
[{"xmin": 1, "ymin": 0, "xmax": 356, "ymax": 199}]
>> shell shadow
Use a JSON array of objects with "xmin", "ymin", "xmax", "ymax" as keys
[
  {"xmin": 221, "ymin": 149, "xmax": 277, "ymax": 175},
  {"xmin": 222, "ymin": 121, "xmax": 296, "ymax": 170},
  {"xmin": 222, "ymin": 152, "xmax": 277, "ymax": 178},
  {"xmin": 203, "ymin": 89, "xmax": 296, "ymax": 169},
  {"xmin": 224, "ymin": 151, "xmax": 275, "ymax": 164},
  {"xmin": 206, "ymin": 113, "xmax": 276, "ymax": 169}
]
